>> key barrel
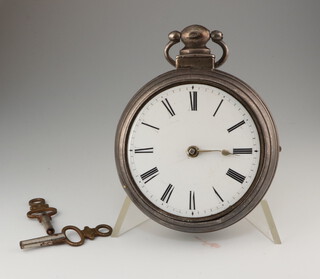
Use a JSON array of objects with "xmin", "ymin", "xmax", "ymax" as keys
[{"xmin": 20, "ymin": 233, "xmax": 65, "ymax": 249}]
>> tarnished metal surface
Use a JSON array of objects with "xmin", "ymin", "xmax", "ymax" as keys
[
  {"xmin": 164, "ymin": 25, "xmax": 229, "ymax": 69},
  {"xmin": 20, "ymin": 224, "xmax": 112, "ymax": 249},
  {"xmin": 27, "ymin": 198, "xmax": 57, "ymax": 235},
  {"xmin": 115, "ymin": 25, "xmax": 279, "ymax": 233}
]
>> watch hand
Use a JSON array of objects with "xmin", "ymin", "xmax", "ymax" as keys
[
  {"xmin": 197, "ymin": 149, "xmax": 234, "ymax": 156},
  {"xmin": 222, "ymin": 149, "xmax": 233, "ymax": 156},
  {"xmin": 196, "ymin": 149, "xmax": 220, "ymax": 153},
  {"xmin": 187, "ymin": 146, "xmax": 235, "ymax": 157}
]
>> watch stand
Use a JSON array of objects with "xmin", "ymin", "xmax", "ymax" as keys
[{"xmin": 112, "ymin": 196, "xmax": 281, "ymax": 244}]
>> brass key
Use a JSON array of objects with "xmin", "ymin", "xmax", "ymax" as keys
[
  {"xmin": 20, "ymin": 224, "xmax": 112, "ymax": 249},
  {"xmin": 27, "ymin": 198, "xmax": 57, "ymax": 235}
]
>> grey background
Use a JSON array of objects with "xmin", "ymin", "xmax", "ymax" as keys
[{"xmin": 1, "ymin": 0, "xmax": 319, "ymax": 278}]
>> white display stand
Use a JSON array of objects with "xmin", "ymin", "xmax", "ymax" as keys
[
  {"xmin": 245, "ymin": 199, "xmax": 281, "ymax": 244},
  {"xmin": 112, "ymin": 196, "xmax": 281, "ymax": 244},
  {"xmin": 112, "ymin": 196, "xmax": 149, "ymax": 237}
]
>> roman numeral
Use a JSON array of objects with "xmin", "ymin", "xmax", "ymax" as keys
[
  {"xmin": 233, "ymin": 148, "xmax": 253, "ymax": 154},
  {"xmin": 161, "ymin": 98, "xmax": 175, "ymax": 116},
  {"xmin": 226, "ymin": 168, "xmax": 246, "ymax": 184},
  {"xmin": 212, "ymin": 187, "xmax": 224, "ymax": 202},
  {"xmin": 140, "ymin": 167, "xmax": 159, "ymax": 183},
  {"xmin": 227, "ymin": 120, "xmax": 245, "ymax": 133},
  {"xmin": 160, "ymin": 184, "xmax": 174, "ymax": 203},
  {"xmin": 189, "ymin": 91, "xmax": 197, "ymax": 111},
  {"xmin": 134, "ymin": 147, "xmax": 154, "ymax": 153},
  {"xmin": 141, "ymin": 122, "xmax": 160, "ymax": 130},
  {"xmin": 213, "ymin": 99, "xmax": 223, "ymax": 117},
  {"xmin": 189, "ymin": 191, "xmax": 196, "ymax": 210}
]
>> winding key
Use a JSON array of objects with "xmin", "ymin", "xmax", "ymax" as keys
[{"xmin": 27, "ymin": 198, "xmax": 57, "ymax": 235}]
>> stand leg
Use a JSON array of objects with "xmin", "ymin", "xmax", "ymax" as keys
[
  {"xmin": 245, "ymin": 200, "xmax": 281, "ymax": 244},
  {"xmin": 112, "ymin": 196, "xmax": 149, "ymax": 237}
]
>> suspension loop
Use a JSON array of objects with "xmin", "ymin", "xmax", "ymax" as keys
[
  {"xmin": 211, "ymin": 30, "xmax": 229, "ymax": 68},
  {"xmin": 164, "ymin": 31, "xmax": 181, "ymax": 67},
  {"xmin": 163, "ymin": 25, "xmax": 229, "ymax": 69}
]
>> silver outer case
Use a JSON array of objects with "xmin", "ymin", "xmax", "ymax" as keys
[{"xmin": 115, "ymin": 69, "xmax": 279, "ymax": 233}]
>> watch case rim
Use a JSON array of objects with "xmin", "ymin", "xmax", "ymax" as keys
[{"xmin": 115, "ymin": 69, "xmax": 279, "ymax": 233}]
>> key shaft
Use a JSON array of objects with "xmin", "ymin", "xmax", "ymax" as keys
[{"xmin": 20, "ymin": 233, "xmax": 65, "ymax": 249}]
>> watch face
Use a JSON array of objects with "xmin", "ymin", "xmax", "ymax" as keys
[{"xmin": 126, "ymin": 83, "xmax": 260, "ymax": 219}]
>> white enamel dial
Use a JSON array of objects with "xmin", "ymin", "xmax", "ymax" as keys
[{"xmin": 127, "ymin": 84, "xmax": 260, "ymax": 218}]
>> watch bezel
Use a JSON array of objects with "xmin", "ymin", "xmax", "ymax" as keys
[{"xmin": 115, "ymin": 69, "xmax": 279, "ymax": 233}]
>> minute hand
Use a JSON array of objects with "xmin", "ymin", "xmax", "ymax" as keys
[{"xmin": 197, "ymin": 149, "xmax": 233, "ymax": 156}]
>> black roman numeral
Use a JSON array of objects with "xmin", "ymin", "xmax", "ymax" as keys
[
  {"xmin": 189, "ymin": 91, "xmax": 197, "ymax": 111},
  {"xmin": 226, "ymin": 168, "xmax": 246, "ymax": 184},
  {"xmin": 160, "ymin": 184, "xmax": 174, "ymax": 203},
  {"xmin": 161, "ymin": 98, "xmax": 175, "ymax": 116},
  {"xmin": 212, "ymin": 187, "xmax": 224, "ymax": 202},
  {"xmin": 227, "ymin": 120, "xmax": 245, "ymax": 133},
  {"xmin": 134, "ymin": 147, "xmax": 154, "ymax": 153},
  {"xmin": 213, "ymin": 99, "xmax": 223, "ymax": 117},
  {"xmin": 189, "ymin": 191, "xmax": 196, "ymax": 210},
  {"xmin": 233, "ymin": 148, "xmax": 253, "ymax": 154},
  {"xmin": 141, "ymin": 122, "xmax": 160, "ymax": 130},
  {"xmin": 140, "ymin": 167, "xmax": 159, "ymax": 183}
]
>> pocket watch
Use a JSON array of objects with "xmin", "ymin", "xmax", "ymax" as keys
[{"xmin": 115, "ymin": 25, "xmax": 279, "ymax": 233}]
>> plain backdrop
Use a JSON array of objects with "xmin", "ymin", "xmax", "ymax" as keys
[{"xmin": 1, "ymin": 0, "xmax": 320, "ymax": 278}]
